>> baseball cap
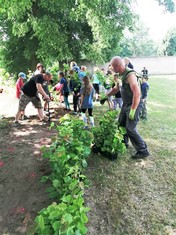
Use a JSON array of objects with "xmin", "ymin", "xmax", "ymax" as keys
[{"xmin": 18, "ymin": 72, "xmax": 26, "ymax": 79}]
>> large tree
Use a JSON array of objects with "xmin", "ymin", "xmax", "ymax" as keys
[
  {"xmin": 0, "ymin": 0, "xmax": 135, "ymax": 73},
  {"xmin": 0, "ymin": 0, "xmax": 175, "ymax": 73}
]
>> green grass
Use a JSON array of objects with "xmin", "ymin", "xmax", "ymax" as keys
[{"xmin": 85, "ymin": 75, "xmax": 176, "ymax": 235}]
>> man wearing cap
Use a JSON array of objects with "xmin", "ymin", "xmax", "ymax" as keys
[{"xmin": 13, "ymin": 72, "xmax": 52, "ymax": 126}]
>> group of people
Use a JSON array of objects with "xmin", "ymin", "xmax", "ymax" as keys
[{"xmin": 14, "ymin": 56, "xmax": 150, "ymax": 160}]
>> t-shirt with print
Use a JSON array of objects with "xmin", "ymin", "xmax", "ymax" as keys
[{"xmin": 22, "ymin": 74, "xmax": 44, "ymax": 97}]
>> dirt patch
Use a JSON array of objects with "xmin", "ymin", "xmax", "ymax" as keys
[{"xmin": 0, "ymin": 101, "xmax": 72, "ymax": 234}]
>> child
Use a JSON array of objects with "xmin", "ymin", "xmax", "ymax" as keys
[
  {"xmin": 112, "ymin": 73, "xmax": 123, "ymax": 110},
  {"xmin": 57, "ymin": 71, "xmax": 71, "ymax": 111},
  {"xmin": 140, "ymin": 76, "xmax": 149, "ymax": 120},
  {"xmin": 92, "ymin": 67, "xmax": 100, "ymax": 102},
  {"xmin": 103, "ymin": 77, "xmax": 113, "ymax": 110},
  {"xmin": 16, "ymin": 72, "xmax": 27, "ymax": 119},
  {"xmin": 80, "ymin": 76, "xmax": 95, "ymax": 129},
  {"xmin": 69, "ymin": 70, "xmax": 82, "ymax": 114},
  {"xmin": 53, "ymin": 82, "xmax": 64, "ymax": 106}
]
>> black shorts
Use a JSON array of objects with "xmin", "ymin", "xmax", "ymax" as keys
[{"xmin": 93, "ymin": 84, "xmax": 99, "ymax": 94}]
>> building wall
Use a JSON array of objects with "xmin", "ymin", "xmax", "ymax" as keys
[
  {"xmin": 129, "ymin": 56, "xmax": 176, "ymax": 75},
  {"xmin": 80, "ymin": 56, "xmax": 176, "ymax": 75}
]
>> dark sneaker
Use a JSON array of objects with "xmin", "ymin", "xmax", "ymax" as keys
[
  {"xmin": 131, "ymin": 150, "xmax": 150, "ymax": 160},
  {"xmin": 12, "ymin": 121, "xmax": 21, "ymax": 127}
]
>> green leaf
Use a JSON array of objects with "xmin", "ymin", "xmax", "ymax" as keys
[
  {"xmin": 81, "ymin": 213, "xmax": 88, "ymax": 223},
  {"xmin": 82, "ymin": 159, "xmax": 87, "ymax": 168},
  {"xmin": 52, "ymin": 179, "xmax": 61, "ymax": 188},
  {"xmin": 62, "ymin": 195, "xmax": 72, "ymax": 203},
  {"xmin": 80, "ymin": 207, "xmax": 90, "ymax": 213},
  {"xmin": 52, "ymin": 220, "xmax": 60, "ymax": 232},
  {"xmin": 58, "ymin": 203, "xmax": 67, "ymax": 211},
  {"xmin": 41, "ymin": 175, "xmax": 48, "ymax": 183},
  {"xmin": 78, "ymin": 222, "xmax": 88, "ymax": 234},
  {"xmin": 49, "ymin": 210, "xmax": 61, "ymax": 220},
  {"xmin": 38, "ymin": 215, "xmax": 45, "ymax": 231},
  {"xmin": 50, "ymin": 122, "xmax": 55, "ymax": 128},
  {"xmin": 75, "ymin": 230, "xmax": 82, "ymax": 235},
  {"xmin": 66, "ymin": 227, "xmax": 75, "ymax": 235},
  {"xmin": 64, "ymin": 213, "xmax": 73, "ymax": 224}
]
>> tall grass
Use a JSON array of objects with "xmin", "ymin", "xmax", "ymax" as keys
[{"xmin": 86, "ymin": 75, "xmax": 176, "ymax": 235}]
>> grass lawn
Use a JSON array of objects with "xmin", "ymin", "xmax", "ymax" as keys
[{"xmin": 85, "ymin": 75, "xmax": 176, "ymax": 235}]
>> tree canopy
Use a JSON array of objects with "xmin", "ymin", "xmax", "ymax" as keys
[
  {"xmin": 158, "ymin": 27, "xmax": 176, "ymax": 55},
  {"xmin": 119, "ymin": 22, "xmax": 157, "ymax": 57},
  {"xmin": 0, "ymin": 0, "xmax": 175, "ymax": 73},
  {"xmin": 0, "ymin": 0, "xmax": 135, "ymax": 72}
]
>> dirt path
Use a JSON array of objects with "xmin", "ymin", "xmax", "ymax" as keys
[{"xmin": 0, "ymin": 87, "xmax": 69, "ymax": 234}]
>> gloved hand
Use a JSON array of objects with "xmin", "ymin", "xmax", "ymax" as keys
[
  {"xmin": 129, "ymin": 108, "xmax": 136, "ymax": 120},
  {"xmin": 100, "ymin": 96, "xmax": 108, "ymax": 105}
]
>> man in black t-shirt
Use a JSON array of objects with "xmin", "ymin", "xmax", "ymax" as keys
[{"xmin": 13, "ymin": 72, "xmax": 52, "ymax": 126}]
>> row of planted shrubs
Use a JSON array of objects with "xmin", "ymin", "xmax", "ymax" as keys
[
  {"xmin": 34, "ymin": 114, "xmax": 93, "ymax": 235},
  {"xmin": 34, "ymin": 111, "xmax": 126, "ymax": 234}
]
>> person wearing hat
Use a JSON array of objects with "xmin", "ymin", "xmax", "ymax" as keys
[
  {"xmin": 16, "ymin": 72, "xmax": 26, "ymax": 99},
  {"xmin": 16, "ymin": 72, "xmax": 27, "ymax": 120},
  {"xmin": 34, "ymin": 63, "xmax": 45, "ymax": 75}
]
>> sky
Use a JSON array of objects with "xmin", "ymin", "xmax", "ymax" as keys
[{"xmin": 133, "ymin": 0, "xmax": 176, "ymax": 42}]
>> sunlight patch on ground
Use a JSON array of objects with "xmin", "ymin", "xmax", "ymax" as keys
[{"xmin": 13, "ymin": 129, "xmax": 38, "ymax": 137}]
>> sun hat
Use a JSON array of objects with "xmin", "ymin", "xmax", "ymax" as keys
[{"xmin": 18, "ymin": 72, "xmax": 26, "ymax": 79}]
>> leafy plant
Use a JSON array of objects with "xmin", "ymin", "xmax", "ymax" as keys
[
  {"xmin": 95, "ymin": 70, "xmax": 106, "ymax": 85},
  {"xmin": 35, "ymin": 114, "xmax": 93, "ymax": 234},
  {"xmin": 92, "ymin": 111, "xmax": 126, "ymax": 158}
]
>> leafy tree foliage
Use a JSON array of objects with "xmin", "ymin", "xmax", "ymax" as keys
[
  {"xmin": 157, "ymin": 0, "xmax": 175, "ymax": 12},
  {"xmin": 158, "ymin": 27, "xmax": 176, "ymax": 55},
  {"xmin": 119, "ymin": 22, "xmax": 157, "ymax": 57},
  {"xmin": 0, "ymin": 0, "xmax": 175, "ymax": 73},
  {"xmin": 0, "ymin": 0, "xmax": 135, "ymax": 73}
]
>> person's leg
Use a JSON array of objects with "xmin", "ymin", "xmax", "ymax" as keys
[
  {"xmin": 125, "ymin": 104, "xmax": 149, "ymax": 157},
  {"xmin": 144, "ymin": 100, "xmax": 147, "ymax": 119},
  {"xmin": 73, "ymin": 95, "xmax": 78, "ymax": 112},
  {"xmin": 118, "ymin": 105, "xmax": 129, "ymax": 147},
  {"xmin": 113, "ymin": 98, "xmax": 117, "ymax": 110},
  {"xmin": 15, "ymin": 94, "xmax": 29, "ymax": 123},
  {"xmin": 93, "ymin": 84, "xmax": 99, "ymax": 101},
  {"xmin": 142, "ymin": 99, "xmax": 147, "ymax": 119},
  {"xmin": 88, "ymin": 108, "xmax": 94, "ymax": 127},
  {"xmin": 81, "ymin": 108, "xmax": 88, "ymax": 128},
  {"xmin": 38, "ymin": 108, "xmax": 44, "ymax": 121},
  {"xmin": 31, "ymin": 96, "xmax": 43, "ymax": 121},
  {"xmin": 64, "ymin": 93, "xmax": 70, "ymax": 109},
  {"xmin": 15, "ymin": 110, "xmax": 23, "ymax": 122},
  {"xmin": 118, "ymin": 98, "xmax": 123, "ymax": 109}
]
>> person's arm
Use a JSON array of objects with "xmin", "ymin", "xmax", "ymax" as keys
[
  {"xmin": 79, "ymin": 87, "xmax": 84, "ymax": 107},
  {"xmin": 36, "ymin": 83, "xmax": 50, "ymax": 100},
  {"xmin": 127, "ymin": 74, "xmax": 141, "ymax": 120}
]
